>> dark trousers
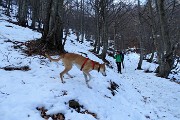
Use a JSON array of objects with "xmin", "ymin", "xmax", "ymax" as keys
[{"xmin": 116, "ymin": 62, "xmax": 121, "ymax": 73}]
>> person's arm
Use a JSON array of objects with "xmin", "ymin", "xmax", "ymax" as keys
[{"xmin": 114, "ymin": 54, "xmax": 116, "ymax": 59}]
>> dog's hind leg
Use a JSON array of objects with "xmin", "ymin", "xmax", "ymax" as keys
[
  {"xmin": 60, "ymin": 66, "xmax": 72, "ymax": 83},
  {"xmin": 66, "ymin": 72, "xmax": 73, "ymax": 78}
]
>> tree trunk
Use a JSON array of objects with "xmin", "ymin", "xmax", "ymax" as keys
[
  {"xmin": 30, "ymin": 0, "xmax": 39, "ymax": 29},
  {"xmin": 75, "ymin": 0, "xmax": 80, "ymax": 42},
  {"xmin": 147, "ymin": 0, "xmax": 157, "ymax": 63},
  {"xmin": 0, "ymin": 0, "xmax": 2, "ymax": 6},
  {"xmin": 137, "ymin": 0, "xmax": 144, "ymax": 70},
  {"xmin": 80, "ymin": 0, "xmax": 85, "ymax": 43},
  {"xmin": 148, "ymin": 52, "xmax": 154, "ymax": 63},
  {"xmin": 76, "ymin": 31, "xmax": 80, "ymax": 41},
  {"xmin": 156, "ymin": 0, "xmax": 174, "ymax": 78},
  {"xmin": 99, "ymin": 0, "xmax": 108, "ymax": 60},
  {"xmin": 17, "ymin": 0, "xmax": 28, "ymax": 27},
  {"xmin": 6, "ymin": 0, "xmax": 11, "ymax": 16},
  {"xmin": 41, "ymin": 0, "xmax": 51, "ymax": 40},
  {"xmin": 41, "ymin": 0, "xmax": 65, "ymax": 52},
  {"xmin": 100, "ymin": 20, "xmax": 108, "ymax": 60},
  {"xmin": 93, "ymin": 0, "xmax": 101, "ymax": 54},
  {"xmin": 113, "ymin": 22, "xmax": 117, "ymax": 51}
]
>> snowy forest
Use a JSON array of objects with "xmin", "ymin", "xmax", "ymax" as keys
[
  {"xmin": 1, "ymin": 0, "xmax": 179, "ymax": 78},
  {"xmin": 0, "ymin": 0, "xmax": 180, "ymax": 120}
]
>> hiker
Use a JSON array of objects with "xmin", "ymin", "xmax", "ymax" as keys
[{"xmin": 114, "ymin": 51, "xmax": 124, "ymax": 74}]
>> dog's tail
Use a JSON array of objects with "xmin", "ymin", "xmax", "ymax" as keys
[{"xmin": 45, "ymin": 53, "xmax": 62, "ymax": 62}]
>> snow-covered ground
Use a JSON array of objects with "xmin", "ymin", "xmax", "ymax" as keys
[{"xmin": 0, "ymin": 15, "xmax": 180, "ymax": 120}]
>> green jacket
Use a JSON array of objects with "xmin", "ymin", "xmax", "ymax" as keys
[{"xmin": 114, "ymin": 54, "xmax": 122, "ymax": 62}]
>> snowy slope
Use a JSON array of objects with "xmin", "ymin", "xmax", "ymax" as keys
[{"xmin": 0, "ymin": 15, "xmax": 180, "ymax": 120}]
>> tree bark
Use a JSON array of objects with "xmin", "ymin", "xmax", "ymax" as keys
[
  {"xmin": 147, "ymin": 0, "xmax": 157, "ymax": 63},
  {"xmin": 17, "ymin": 0, "xmax": 28, "ymax": 27},
  {"xmin": 137, "ymin": 0, "xmax": 145, "ymax": 70},
  {"xmin": 93, "ymin": 0, "xmax": 101, "ymax": 54},
  {"xmin": 41, "ymin": 0, "xmax": 65, "ymax": 52},
  {"xmin": 0, "ymin": 0, "xmax": 2, "ymax": 6},
  {"xmin": 99, "ymin": 0, "xmax": 109, "ymax": 60},
  {"xmin": 156, "ymin": 0, "xmax": 174, "ymax": 78},
  {"xmin": 6, "ymin": 0, "xmax": 11, "ymax": 16},
  {"xmin": 80, "ymin": 0, "xmax": 85, "ymax": 43},
  {"xmin": 75, "ymin": 0, "xmax": 80, "ymax": 42},
  {"xmin": 30, "ymin": 0, "xmax": 39, "ymax": 29}
]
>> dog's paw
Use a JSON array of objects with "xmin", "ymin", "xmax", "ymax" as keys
[
  {"xmin": 70, "ymin": 76, "xmax": 74, "ymax": 78},
  {"xmin": 62, "ymin": 81, "xmax": 66, "ymax": 84},
  {"xmin": 88, "ymin": 86, "xmax": 92, "ymax": 89},
  {"xmin": 86, "ymin": 80, "xmax": 90, "ymax": 82}
]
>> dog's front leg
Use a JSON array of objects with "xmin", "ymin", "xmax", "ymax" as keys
[
  {"xmin": 60, "ymin": 72, "xmax": 65, "ymax": 83},
  {"xmin": 83, "ymin": 72, "xmax": 92, "ymax": 89}
]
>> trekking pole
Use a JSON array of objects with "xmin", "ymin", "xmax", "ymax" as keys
[{"xmin": 123, "ymin": 61, "xmax": 126, "ymax": 73}]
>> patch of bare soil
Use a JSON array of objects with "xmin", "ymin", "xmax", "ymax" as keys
[
  {"xmin": 36, "ymin": 107, "xmax": 65, "ymax": 120},
  {"xmin": 108, "ymin": 80, "xmax": 119, "ymax": 96},
  {"xmin": 5, "ymin": 39, "xmax": 59, "ymax": 57},
  {"xmin": 68, "ymin": 99, "xmax": 98, "ymax": 119}
]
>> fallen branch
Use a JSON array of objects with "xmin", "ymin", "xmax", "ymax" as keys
[
  {"xmin": 0, "ymin": 91, "xmax": 10, "ymax": 95},
  {"xmin": 0, "ymin": 65, "xmax": 31, "ymax": 71}
]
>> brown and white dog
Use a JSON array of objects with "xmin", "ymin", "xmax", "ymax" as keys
[{"xmin": 45, "ymin": 52, "xmax": 107, "ymax": 88}]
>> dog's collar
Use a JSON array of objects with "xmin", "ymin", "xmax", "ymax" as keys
[{"xmin": 98, "ymin": 64, "xmax": 101, "ymax": 72}]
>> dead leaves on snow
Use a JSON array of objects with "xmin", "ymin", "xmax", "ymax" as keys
[{"xmin": 36, "ymin": 107, "xmax": 65, "ymax": 120}]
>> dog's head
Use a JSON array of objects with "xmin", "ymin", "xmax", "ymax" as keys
[{"xmin": 99, "ymin": 63, "xmax": 107, "ymax": 76}]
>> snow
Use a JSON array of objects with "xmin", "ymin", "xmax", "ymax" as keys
[{"xmin": 0, "ymin": 14, "xmax": 180, "ymax": 120}]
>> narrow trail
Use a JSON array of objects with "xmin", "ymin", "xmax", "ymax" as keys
[{"xmin": 117, "ymin": 53, "xmax": 180, "ymax": 120}]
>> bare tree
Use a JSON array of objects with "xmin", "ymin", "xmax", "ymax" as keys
[
  {"xmin": 17, "ymin": 0, "xmax": 28, "ymax": 26},
  {"xmin": 29, "ymin": 0, "xmax": 40, "ymax": 29},
  {"xmin": 155, "ymin": 0, "xmax": 178, "ymax": 78},
  {"xmin": 5, "ymin": 0, "xmax": 11, "ymax": 16},
  {"xmin": 136, "ymin": 0, "xmax": 145, "ymax": 70},
  {"xmin": 98, "ymin": 0, "xmax": 109, "ymax": 60},
  {"xmin": 41, "ymin": 0, "xmax": 65, "ymax": 52},
  {"xmin": 80, "ymin": 0, "xmax": 85, "ymax": 43},
  {"xmin": 147, "ymin": 0, "xmax": 157, "ymax": 63},
  {"xmin": 2, "ymin": 0, "xmax": 178, "ymax": 71},
  {"xmin": 0, "ymin": 0, "xmax": 2, "ymax": 6},
  {"xmin": 91, "ymin": 0, "xmax": 101, "ymax": 54}
]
